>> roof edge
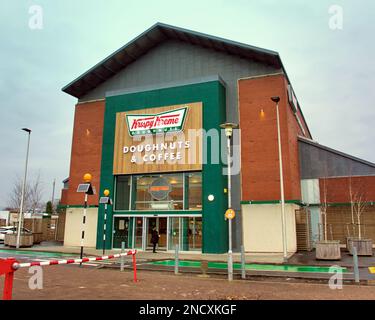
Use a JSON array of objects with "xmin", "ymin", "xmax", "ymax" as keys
[{"xmin": 62, "ymin": 22, "xmax": 281, "ymax": 97}]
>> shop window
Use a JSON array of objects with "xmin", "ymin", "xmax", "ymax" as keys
[
  {"xmin": 187, "ymin": 172, "xmax": 202, "ymax": 210},
  {"xmin": 115, "ymin": 176, "xmax": 131, "ymax": 210},
  {"xmin": 134, "ymin": 173, "xmax": 183, "ymax": 210},
  {"xmin": 114, "ymin": 172, "xmax": 202, "ymax": 211}
]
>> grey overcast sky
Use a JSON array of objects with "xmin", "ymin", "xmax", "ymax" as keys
[{"xmin": 0, "ymin": 0, "xmax": 374, "ymax": 209}]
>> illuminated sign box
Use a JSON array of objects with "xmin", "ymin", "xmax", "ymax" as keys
[{"xmin": 113, "ymin": 102, "xmax": 203, "ymax": 175}]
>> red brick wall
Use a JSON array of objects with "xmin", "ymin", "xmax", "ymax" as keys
[
  {"xmin": 239, "ymin": 74, "xmax": 309, "ymax": 201},
  {"xmin": 65, "ymin": 100, "xmax": 105, "ymax": 205},
  {"xmin": 320, "ymin": 176, "xmax": 375, "ymax": 203},
  {"xmin": 60, "ymin": 188, "xmax": 68, "ymax": 205}
]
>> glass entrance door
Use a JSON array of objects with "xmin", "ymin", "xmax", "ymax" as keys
[
  {"xmin": 134, "ymin": 217, "xmax": 144, "ymax": 249},
  {"xmin": 112, "ymin": 216, "xmax": 202, "ymax": 251},
  {"xmin": 113, "ymin": 217, "xmax": 131, "ymax": 249},
  {"xmin": 146, "ymin": 217, "xmax": 167, "ymax": 251},
  {"xmin": 168, "ymin": 217, "xmax": 180, "ymax": 250},
  {"xmin": 167, "ymin": 217, "xmax": 202, "ymax": 251}
]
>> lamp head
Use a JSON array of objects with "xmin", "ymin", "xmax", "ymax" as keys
[
  {"xmin": 271, "ymin": 96, "xmax": 280, "ymax": 103},
  {"xmin": 220, "ymin": 122, "xmax": 239, "ymax": 138},
  {"xmin": 83, "ymin": 173, "xmax": 92, "ymax": 183},
  {"xmin": 103, "ymin": 189, "xmax": 110, "ymax": 197},
  {"xmin": 22, "ymin": 128, "xmax": 31, "ymax": 133}
]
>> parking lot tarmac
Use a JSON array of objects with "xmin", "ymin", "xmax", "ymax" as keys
[{"xmin": 2, "ymin": 265, "xmax": 375, "ymax": 300}]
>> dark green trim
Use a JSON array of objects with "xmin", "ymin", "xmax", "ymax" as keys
[
  {"xmin": 327, "ymin": 202, "xmax": 374, "ymax": 207},
  {"xmin": 305, "ymin": 203, "xmax": 321, "ymax": 207},
  {"xmin": 298, "ymin": 202, "xmax": 375, "ymax": 207},
  {"xmin": 263, "ymin": 201, "xmax": 375, "ymax": 207},
  {"xmin": 184, "ymin": 174, "xmax": 189, "ymax": 210},
  {"xmin": 241, "ymin": 200, "xmax": 305, "ymax": 206},
  {"xmin": 112, "ymin": 211, "xmax": 202, "ymax": 216}
]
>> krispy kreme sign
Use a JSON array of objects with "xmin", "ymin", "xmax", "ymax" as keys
[{"xmin": 126, "ymin": 107, "xmax": 188, "ymax": 136}]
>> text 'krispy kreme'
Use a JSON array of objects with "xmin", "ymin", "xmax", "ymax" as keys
[{"xmin": 126, "ymin": 107, "xmax": 187, "ymax": 136}]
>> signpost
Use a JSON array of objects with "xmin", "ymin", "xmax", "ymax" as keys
[
  {"xmin": 220, "ymin": 122, "xmax": 239, "ymax": 282},
  {"xmin": 99, "ymin": 189, "xmax": 112, "ymax": 255},
  {"xmin": 77, "ymin": 173, "xmax": 95, "ymax": 266}
]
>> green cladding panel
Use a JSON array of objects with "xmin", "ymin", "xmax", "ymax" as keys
[{"xmin": 96, "ymin": 81, "xmax": 228, "ymax": 253}]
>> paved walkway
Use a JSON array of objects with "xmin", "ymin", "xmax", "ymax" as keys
[
  {"xmin": 2, "ymin": 243, "xmax": 375, "ymax": 282},
  {"xmin": 0, "ymin": 243, "xmax": 293, "ymax": 263}
]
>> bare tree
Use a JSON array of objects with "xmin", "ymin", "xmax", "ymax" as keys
[
  {"xmin": 351, "ymin": 181, "xmax": 367, "ymax": 239},
  {"xmin": 320, "ymin": 176, "xmax": 328, "ymax": 241},
  {"xmin": 348, "ymin": 176, "xmax": 355, "ymax": 225},
  {"xmin": 348, "ymin": 176, "xmax": 368, "ymax": 239},
  {"xmin": 29, "ymin": 171, "xmax": 44, "ymax": 213},
  {"xmin": 8, "ymin": 175, "xmax": 30, "ymax": 212},
  {"xmin": 8, "ymin": 172, "xmax": 44, "ymax": 213}
]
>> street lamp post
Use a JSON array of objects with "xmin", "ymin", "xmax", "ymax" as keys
[
  {"xmin": 16, "ymin": 128, "xmax": 32, "ymax": 249},
  {"xmin": 77, "ymin": 173, "xmax": 95, "ymax": 266},
  {"xmin": 220, "ymin": 122, "xmax": 239, "ymax": 281},
  {"xmin": 271, "ymin": 96, "xmax": 288, "ymax": 263},
  {"xmin": 99, "ymin": 189, "xmax": 112, "ymax": 256}
]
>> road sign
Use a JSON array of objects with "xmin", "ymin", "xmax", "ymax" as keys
[{"xmin": 225, "ymin": 208, "xmax": 235, "ymax": 220}]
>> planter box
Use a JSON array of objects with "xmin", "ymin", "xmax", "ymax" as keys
[
  {"xmin": 4, "ymin": 233, "xmax": 33, "ymax": 247},
  {"xmin": 32, "ymin": 232, "xmax": 43, "ymax": 244},
  {"xmin": 316, "ymin": 240, "xmax": 341, "ymax": 260},
  {"xmin": 348, "ymin": 238, "xmax": 373, "ymax": 256}
]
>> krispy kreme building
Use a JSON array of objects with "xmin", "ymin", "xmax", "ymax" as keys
[{"xmin": 60, "ymin": 23, "xmax": 375, "ymax": 255}]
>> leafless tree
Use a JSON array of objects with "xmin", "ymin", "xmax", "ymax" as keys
[
  {"xmin": 351, "ymin": 181, "xmax": 367, "ymax": 239},
  {"xmin": 320, "ymin": 176, "xmax": 328, "ymax": 241},
  {"xmin": 29, "ymin": 171, "xmax": 44, "ymax": 213},
  {"xmin": 8, "ymin": 172, "xmax": 44, "ymax": 213},
  {"xmin": 8, "ymin": 175, "xmax": 30, "ymax": 212},
  {"xmin": 348, "ymin": 176, "xmax": 355, "ymax": 225}
]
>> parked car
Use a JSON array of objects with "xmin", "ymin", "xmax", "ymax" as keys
[{"xmin": 0, "ymin": 226, "xmax": 32, "ymax": 242}]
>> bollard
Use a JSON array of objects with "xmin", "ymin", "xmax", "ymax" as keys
[
  {"xmin": 0, "ymin": 258, "xmax": 18, "ymax": 300},
  {"xmin": 241, "ymin": 245, "xmax": 246, "ymax": 279},
  {"xmin": 120, "ymin": 242, "xmax": 125, "ymax": 272},
  {"xmin": 132, "ymin": 253, "xmax": 137, "ymax": 282},
  {"xmin": 353, "ymin": 246, "xmax": 360, "ymax": 283},
  {"xmin": 175, "ymin": 244, "xmax": 179, "ymax": 275},
  {"xmin": 199, "ymin": 260, "xmax": 209, "ymax": 278}
]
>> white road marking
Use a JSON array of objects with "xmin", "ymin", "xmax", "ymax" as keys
[{"xmin": 71, "ymin": 263, "xmax": 99, "ymax": 267}]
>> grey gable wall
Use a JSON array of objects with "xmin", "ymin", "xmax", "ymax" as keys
[
  {"xmin": 79, "ymin": 39, "xmax": 281, "ymax": 251},
  {"xmin": 79, "ymin": 39, "xmax": 280, "ymax": 118},
  {"xmin": 299, "ymin": 140, "xmax": 375, "ymax": 179}
]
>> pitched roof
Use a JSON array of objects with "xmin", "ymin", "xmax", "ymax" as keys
[{"xmin": 62, "ymin": 22, "xmax": 283, "ymax": 99}]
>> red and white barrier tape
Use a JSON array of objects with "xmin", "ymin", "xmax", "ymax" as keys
[{"xmin": 12, "ymin": 250, "xmax": 137, "ymax": 269}]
